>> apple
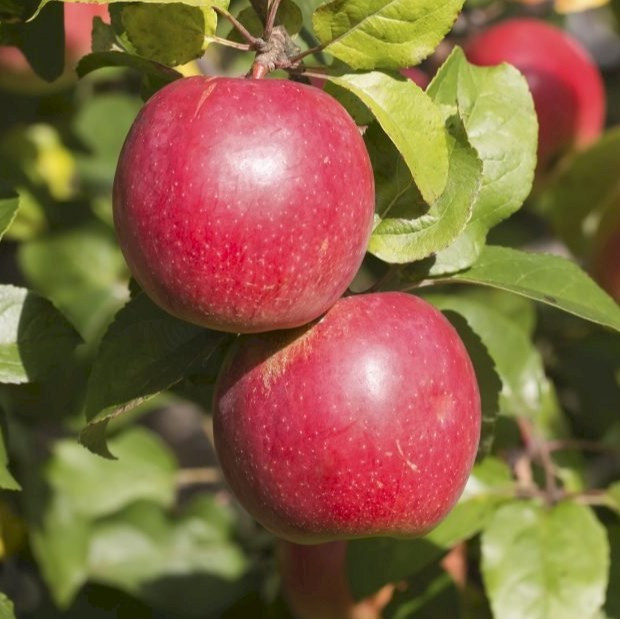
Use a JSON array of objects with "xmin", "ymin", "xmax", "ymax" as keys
[
  {"xmin": 279, "ymin": 540, "xmax": 393, "ymax": 619},
  {"xmin": 465, "ymin": 18, "xmax": 605, "ymax": 168},
  {"xmin": 279, "ymin": 540, "xmax": 467, "ymax": 618},
  {"xmin": 0, "ymin": 3, "xmax": 108, "ymax": 94},
  {"xmin": 113, "ymin": 76, "xmax": 374, "ymax": 333},
  {"xmin": 400, "ymin": 66, "xmax": 430, "ymax": 89},
  {"xmin": 591, "ymin": 214, "xmax": 620, "ymax": 304},
  {"xmin": 213, "ymin": 292, "xmax": 481, "ymax": 542}
]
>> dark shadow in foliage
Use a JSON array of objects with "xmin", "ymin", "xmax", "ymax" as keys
[
  {"xmin": 138, "ymin": 572, "xmax": 257, "ymax": 619},
  {"xmin": 222, "ymin": 591, "xmax": 293, "ymax": 619},
  {"xmin": 442, "ymin": 310, "xmax": 502, "ymax": 458},
  {"xmin": 18, "ymin": 581, "xmax": 163, "ymax": 619},
  {"xmin": 0, "ymin": 1, "xmax": 64, "ymax": 82},
  {"xmin": 382, "ymin": 561, "xmax": 461, "ymax": 619},
  {"xmin": 347, "ymin": 536, "xmax": 449, "ymax": 602},
  {"xmin": 541, "ymin": 310, "xmax": 620, "ymax": 440},
  {"xmin": 16, "ymin": 1, "xmax": 65, "ymax": 82},
  {"xmin": 605, "ymin": 524, "xmax": 620, "ymax": 619}
]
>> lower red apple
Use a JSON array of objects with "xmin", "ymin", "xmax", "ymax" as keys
[
  {"xmin": 0, "ymin": 3, "xmax": 108, "ymax": 94},
  {"xmin": 465, "ymin": 18, "xmax": 605, "ymax": 169},
  {"xmin": 213, "ymin": 292, "xmax": 481, "ymax": 542},
  {"xmin": 279, "ymin": 540, "xmax": 393, "ymax": 619},
  {"xmin": 114, "ymin": 76, "xmax": 374, "ymax": 333}
]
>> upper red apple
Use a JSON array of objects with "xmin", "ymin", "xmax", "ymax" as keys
[
  {"xmin": 0, "ymin": 3, "xmax": 108, "ymax": 93},
  {"xmin": 213, "ymin": 292, "xmax": 481, "ymax": 543},
  {"xmin": 465, "ymin": 18, "xmax": 605, "ymax": 168},
  {"xmin": 113, "ymin": 76, "xmax": 375, "ymax": 333}
]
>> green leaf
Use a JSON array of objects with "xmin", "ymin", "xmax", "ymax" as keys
[
  {"xmin": 538, "ymin": 127, "xmax": 620, "ymax": 260},
  {"xmin": 81, "ymin": 293, "xmax": 232, "ymax": 458},
  {"xmin": 347, "ymin": 457, "xmax": 512, "ymax": 600},
  {"xmin": 0, "ymin": 593, "xmax": 16, "ymax": 619},
  {"xmin": 367, "ymin": 114, "xmax": 481, "ymax": 263},
  {"xmin": 425, "ymin": 294, "xmax": 557, "ymax": 422},
  {"xmin": 92, "ymin": 15, "xmax": 116, "ymax": 52},
  {"xmin": 438, "ymin": 307, "xmax": 500, "ymax": 456},
  {"xmin": 46, "ymin": 428, "xmax": 177, "ymax": 519},
  {"xmin": 77, "ymin": 50, "xmax": 183, "ymax": 84},
  {"xmin": 426, "ymin": 47, "xmax": 537, "ymax": 274},
  {"xmin": 434, "ymin": 246, "xmax": 620, "ymax": 332},
  {"xmin": 87, "ymin": 497, "xmax": 250, "ymax": 617},
  {"xmin": 329, "ymin": 72, "xmax": 449, "ymax": 205},
  {"xmin": 73, "ymin": 93, "xmax": 141, "ymax": 189},
  {"xmin": 0, "ymin": 285, "xmax": 82, "ymax": 385},
  {"xmin": 0, "ymin": 412, "xmax": 20, "ymax": 491},
  {"xmin": 608, "ymin": 482, "xmax": 620, "ymax": 515},
  {"xmin": 1, "ymin": 0, "xmax": 65, "ymax": 80},
  {"xmin": 0, "ymin": 182, "xmax": 19, "ymax": 242},
  {"xmin": 481, "ymin": 501, "xmax": 609, "ymax": 619},
  {"xmin": 32, "ymin": 0, "xmax": 230, "ymax": 21},
  {"xmin": 26, "ymin": 427, "xmax": 178, "ymax": 607},
  {"xmin": 19, "ymin": 224, "xmax": 129, "ymax": 342},
  {"xmin": 0, "ymin": 0, "xmax": 39, "ymax": 21},
  {"xmin": 384, "ymin": 563, "xmax": 460, "ymax": 619},
  {"xmin": 230, "ymin": 0, "xmax": 302, "ymax": 41},
  {"xmin": 27, "ymin": 489, "xmax": 91, "ymax": 607},
  {"xmin": 116, "ymin": 3, "xmax": 207, "ymax": 66},
  {"xmin": 313, "ymin": 0, "xmax": 464, "ymax": 70}
]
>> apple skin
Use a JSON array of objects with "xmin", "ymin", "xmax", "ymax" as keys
[
  {"xmin": 0, "ymin": 3, "xmax": 108, "ymax": 94},
  {"xmin": 400, "ymin": 67, "xmax": 430, "ymax": 90},
  {"xmin": 591, "ymin": 216, "xmax": 620, "ymax": 304},
  {"xmin": 113, "ymin": 76, "xmax": 375, "ymax": 333},
  {"xmin": 279, "ymin": 540, "xmax": 393, "ymax": 619},
  {"xmin": 213, "ymin": 292, "xmax": 481, "ymax": 543},
  {"xmin": 465, "ymin": 18, "xmax": 605, "ymax": 168}
]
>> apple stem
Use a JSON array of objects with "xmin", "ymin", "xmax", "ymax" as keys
[
  {"xmin": 250, "ymin": 25, "xmax": 302, "ymax": 79},
  {"xmin": 252, "ymin": 63, "xmax": 269, "ymax": 79}
]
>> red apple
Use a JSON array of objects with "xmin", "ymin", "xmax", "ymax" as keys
[
  {"xmin": 279, "ymin": 540, "xmax": 393, "ymax": 619},
  {"xmin": 113, "ymin": 76, "xmax": 374, "ymax": 333},
  {"xmin": 0, "ymin": 3, "xmax": 108, "ymax": 93},
  {"xmin": 400, "ymin": 66, "xmax": 430, "ymax": 89},
  {"xmin": 465, "ymin": 18, "xmax": 605, "ymax": 168},
  {"xmin": 591, "ymin": 211, "xmax": 620, "ymax": 304},
  {"xmin": 213, "ymin": 292, "xmax": 481, "ymax": 542}
]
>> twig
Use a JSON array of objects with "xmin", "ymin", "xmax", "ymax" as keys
[
  {"xmin": 176, "ymin": 467, "xmax": 221, "ymax": 486},
  {"xmin": 547, "ymin": 439, "xmax": 620, "ymax": 456},
  {"xmin": 290, "ymin": 44, "xmax": 326, "ymax": 64},
  {"xmin": 206, "ymin": 36, "xmax": 252, "ymax": 52},
  {"xmin": 213, "ymin": 6, "xmax": 261, "ymax": 47},
  {"xmin": 566, "ymin": 490, "xmax": 614, "ymax": 508},
  {"xmin": 517, "ymin": 417, "xmax": 561, "ymax": 505},
  {"xmin": 264, "ymin": 0, "xmax": 283, "ymax": 39}
]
